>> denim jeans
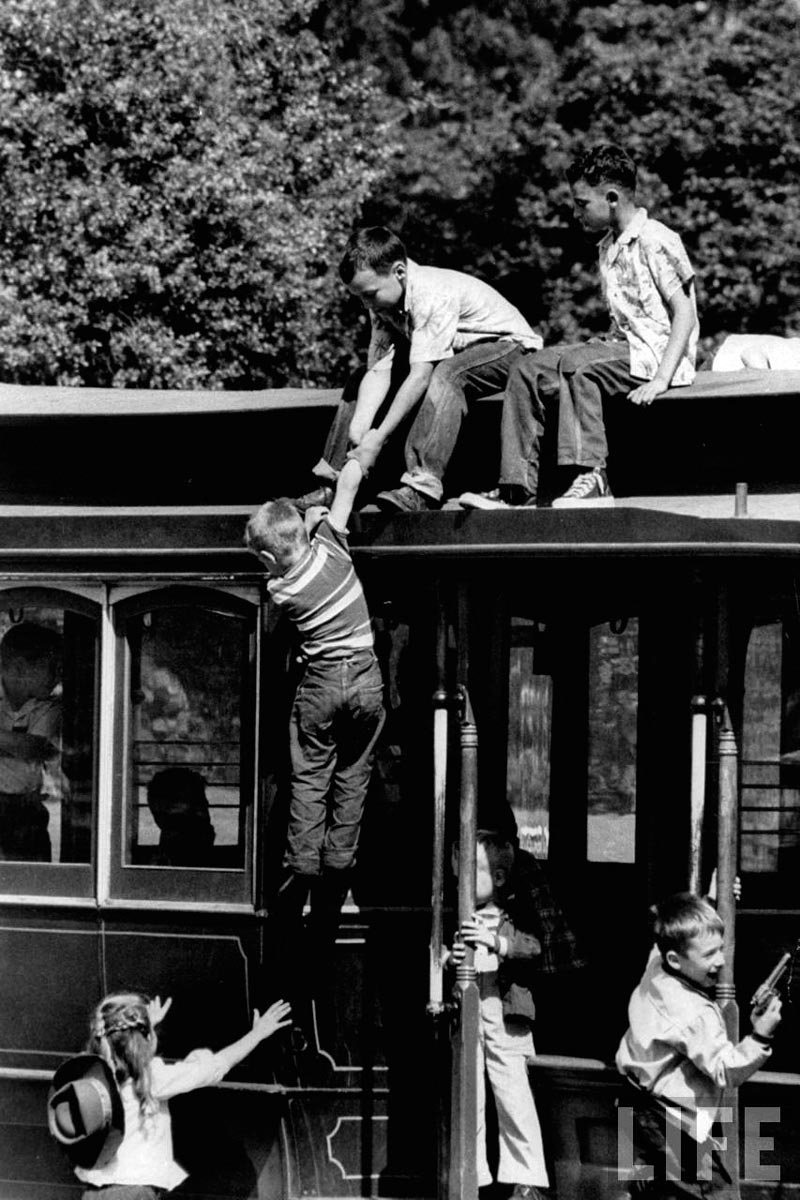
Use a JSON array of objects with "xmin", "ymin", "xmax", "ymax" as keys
[
  {"xmin": 556, "ymin": 341, "xmax": 636, "ymax": 469},
  {"xmin": 82, "ymin": 1187, "xmax": 167, "ymax": 1200},
  {"xmin": 497, "ymin": 344, "xmax": 569, "ymax": 498},
  {"xmin": 287, "ymin": 650, "xmax": 385, "ymax": 874},
  {"xmin": 315, "ymin": 340, "xmax": 523, "ymax": 501},
  {"xmin": 622, "ymin": 1086, "xmax": 735, "ymax": 1198}
]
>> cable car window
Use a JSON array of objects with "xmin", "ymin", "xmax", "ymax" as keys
[
  {"xmin": 586, "ymin": 619, "xmax": 639, "ymax": 864},
  {"xmin": 127, "ymin": 608, "xmax": 249, "ymax": 867},
  {"xmin": 740, "ymin": 613, "xmax": 800, "ymax": 888},
  {"xmin": 112, "ymin": 587, "xmax": 257, "ymax": 905},
  {"xmin": 0, "ymin": 588, "xmax": 98, "ymax": 893},
  {"xmin": 506, "ymin": 617, "xmax": 552, "ymax": 859}
]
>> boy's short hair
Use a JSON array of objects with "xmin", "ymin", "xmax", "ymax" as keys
[
  {"xmin": 566, "ymin": 143, "xmax": 637, "ymax": 194},
  {"xmin": 244, "ymin": 498, "xmax": 308, "ymax": 566},
  {"xmin": 652, "ymin": 891, "xmax": 723, "ymax": 957},
  {"xmin": 339, "ymin": 226, "xmax": 407, "ymax": 285},
  {"xmin": 476, "ymin": 828, "xmax": 515, "ymax": 879},
  {"xmin": 0, "ymin": 622, "xmax": 62, "ymax": 669}
]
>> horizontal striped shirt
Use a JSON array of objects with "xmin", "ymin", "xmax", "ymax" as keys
[{"xmin": 268, "ymin": 519, "xmax": 374, "ymax": 658}]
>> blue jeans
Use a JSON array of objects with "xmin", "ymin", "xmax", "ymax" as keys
[
  {"xmin": 622, "ymin": 1085, "xmax": 735, "ymax": 1198},
  {"xmin": 556, "ymin": 341, "xmax": 635, "ymax": 469},
  {"xmin": 287, "ymin": 650, "xmax": 385, "ymax": 874},
  {"xmin": 81, "ymin": 1187, "xmax": 166, "ymax": 1199},
  {"xmin": 497, "ymin": 344, "xmax": 567, "ymax": 498},
  {"xmin": 315, "ymin": 340, "xmax": 523, "ymax": 501}
]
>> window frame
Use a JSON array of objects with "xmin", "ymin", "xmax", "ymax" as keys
[
  {"xmin": 0, "ymin": 584, "xmax": 102, "ymax": 902},
  {"xmin": 107, "ymin": 584, "xmax": 260, "ymax": 909}
]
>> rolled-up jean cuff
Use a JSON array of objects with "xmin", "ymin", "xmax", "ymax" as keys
[
  {"xmin": 322, "ymin": 852, "xmax": 358, "ymax": 870},
  {"xmin": 312, "ymin": 459, "xmax": 339, "ymax": 483},
  {"xmin": 285, "ymin": 856, "xmax": 323, "ymax": 876},
  {"xmin": 399, "ymin": 470, "xmax": 442, "ymax": 501}
]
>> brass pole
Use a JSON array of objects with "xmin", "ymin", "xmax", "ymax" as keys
[
  {"xmin": 448, "ymin": 686, "xmax": 480, "ymax": 1200},
  {"xmin": 429, "ymin": 598, "xmax": 449, "ymax": 1016},
  {"xmin": 714, "ymin": 699, "xmax": 741, "ymax": 1199},
  {"xmin": 689, "ymin": 693, "xmax": 707, "ymax": 895}
]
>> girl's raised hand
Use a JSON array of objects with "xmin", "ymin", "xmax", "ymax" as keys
[
  {"xmin": 147, "ymin": 995, "xmax": 173, "ymax": 1027},
  {"xmin": 252, "ymin": 999, "xmax": 292, "ymax": 1040}
]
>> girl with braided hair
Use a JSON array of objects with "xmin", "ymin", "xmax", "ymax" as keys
[{"xmin": 74, "ymin": 990, "xmax": 291, "ymax": 1198}]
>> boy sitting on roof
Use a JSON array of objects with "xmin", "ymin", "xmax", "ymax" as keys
[
  {"xmin": 292, "ymin": 225, "xmax": 542, "ymax": 513},
  {"xmin": 469, "ymin": 145, "xmax": 699, "ymax": 510}
]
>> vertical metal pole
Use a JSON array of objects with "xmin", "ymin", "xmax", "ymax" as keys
[
  {"xmin": 448, "ymin": 686, "xmax": 480, "ymax": 1200},
  {"xmin": 689, "ymin": 601, "xmax": 707, "ymax": 895},
  {"xmin": 430, "ymin": 599, "xmax": 449, "ymax": 1016},
  {"xmin": 689, "ymin": 693, "xmax": 707, "ymax": 895},
  {"xmin": 714, "ymin": 700, "xmax": 741, "ymax": 1199}
]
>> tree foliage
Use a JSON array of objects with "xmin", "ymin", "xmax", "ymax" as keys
[
  {"xmin": 0, "ymin": 0, "xmax": 392, "ymax": 387},
  {"xmin": 322, "ymin": 0, "xmax": 800, "ymax": 353},
  {"xmin": 0, "ymin": 0, "xmax": 798, "ymax": 387}
]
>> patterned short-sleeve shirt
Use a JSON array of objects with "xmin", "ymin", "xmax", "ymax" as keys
[
  {"xmin": 598, "ymin": 208, "xmax": 699, "ymax": 386},
  {"xmin": 367, "ymin": 259, "xmax": 542, "ymax": 371}
]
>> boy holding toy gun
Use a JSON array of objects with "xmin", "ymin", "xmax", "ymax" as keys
[{"xmin": 616, "ymin": 892, "xmax": 782, "ymax": 1197}]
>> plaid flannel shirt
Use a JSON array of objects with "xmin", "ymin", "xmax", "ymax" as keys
[{"xmin": 505, "ymin": 849, "xmax": 586, "ymax": 975}]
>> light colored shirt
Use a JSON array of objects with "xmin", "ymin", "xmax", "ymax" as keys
[
  {"xmin": 367, "ymin": 259, "xmax": 542, "ymax": 371},
  {"xmin": 0, "ymin": 685, "xmax": 61, "ymax": 794},
  {"xmin": 75, "ymin": 1049, "xmax": 228, "ymax": 1190},
  {"xmin": 472, "ymin": 903, "xmax": 504, "ymax": 976},
  {"xmin": 616, "ymin": 946, "xmax": 770, "ymax": 1142},
  {"xmin": 599, "ymin": 208, "xmax": 698, "ymax": 386},
  {"xmin": 268, "ymin": 519, "xmax": 373, "ymax": 660}
]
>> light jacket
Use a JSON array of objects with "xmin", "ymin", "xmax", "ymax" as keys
[{"xmin": 616, "ymin": 946, "xmax": 771, "ymax": 1140}]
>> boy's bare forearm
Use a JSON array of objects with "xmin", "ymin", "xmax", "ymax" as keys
[
  {"xmin": 350, "ymin": 369, "xmax": 391, "ymax": 440},
  {"xmin": 374, "ymin": 362, "xmax": 434, "ymax": 441},
  {"xmin": 329, "ymin": 458, "xmax": 363, "ymax": 529}
]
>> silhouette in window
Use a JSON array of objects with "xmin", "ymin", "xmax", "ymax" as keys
[
  {"xmin": 147, "ymin": 767, "xmax": 216, "ymax": 867},
  {"xmin": 0, "ymin": 622, "xmax": 62, "ymax": 862}
]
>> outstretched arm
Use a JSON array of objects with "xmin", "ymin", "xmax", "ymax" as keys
[
  {"xmin": 348, "ymin": 368, "xmax": 393, "ymax": 447},
  {"xmin": 328, "ymin": 458, "xmax": 364, "ymax": 532},
  {"xmin": 348, "ymin": 362, "xmax": 435, "ymax": 475},
  {"xmin": 214, "ymin": 1000, "xmax": 293, "ymax": 1074}
]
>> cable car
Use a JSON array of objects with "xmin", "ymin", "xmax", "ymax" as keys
[{"xmin": 1, "ymin": 369, "xmax": 800, "ymax": 1198}]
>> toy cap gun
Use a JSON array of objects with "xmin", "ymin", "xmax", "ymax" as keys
[{"xmin": 751, "ymin": 951, "xmax": 791, "ymax": 1015}]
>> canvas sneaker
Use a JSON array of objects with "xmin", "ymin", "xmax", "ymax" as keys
[
  {"xmin": 459, "ymin": 486, "xmax": 536, "ymax": 510},
  {"xmin": 551, "ymin": 467, "xmax": 614, "ymax": 508}
]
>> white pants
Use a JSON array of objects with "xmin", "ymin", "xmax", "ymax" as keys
[{"xmin": 476, "ymin": 987, "xmax": 550, "ymax": 1189}]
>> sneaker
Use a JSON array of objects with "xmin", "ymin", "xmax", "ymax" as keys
[
  {"xmin": 551, "ymin": 467, "xmax": 614, "ymax": 508},
  {"xmin": 291, "ymin": 485, "xmax": 334, "ymax": 512},
  {"xmin": 376, "ymin": 485, "xmax": 438, "ymax": 513},
  {"xmin": 510, "ymin": 1187, "xmax": 548, "ymax": 1200},
  {"xmin": 459, "ymin": 486, "xmax": 536, "ymax": 510}
]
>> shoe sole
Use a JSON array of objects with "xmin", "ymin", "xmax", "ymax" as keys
[
  {"xmin": 458, "ymin": 491, "xmax": 510, "ymax": 510},
  {"xmin": 551, "ymin": 496, "xmax": 615, "ymax": 508}
]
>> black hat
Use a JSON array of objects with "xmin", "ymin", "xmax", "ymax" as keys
[{"xmin": 47, "ymin": 1054, "xmax": 125, "ymax": 1169}]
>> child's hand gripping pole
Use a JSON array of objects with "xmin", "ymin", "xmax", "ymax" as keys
[{"xmin": 751, "ymin": 951, "xmax": 791, "ymax": 1016}]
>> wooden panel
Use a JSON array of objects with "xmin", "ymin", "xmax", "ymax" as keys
[{"xmin": 0, "ymin": 923, "xmax": 100, "ymax": 1065}]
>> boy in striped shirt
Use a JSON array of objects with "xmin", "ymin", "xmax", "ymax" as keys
[{"xmin": 245, "ymin": 460, "xmax": 385, "ymax": 987}]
